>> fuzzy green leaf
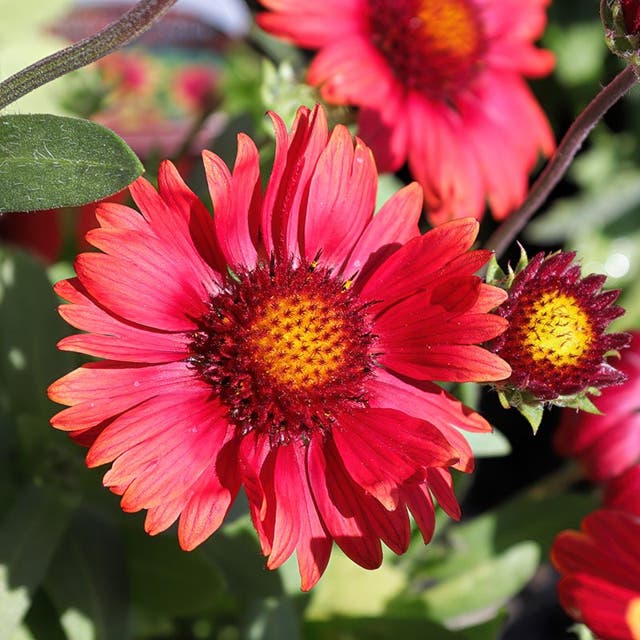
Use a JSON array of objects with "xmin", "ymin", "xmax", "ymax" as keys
[
  {"xmin": 0, "ymin": 114, "xmax": 143, "ymax": 212},
  {"xmin": 0, "ymin": 485, "xmax": 72, "ymax": 640}
]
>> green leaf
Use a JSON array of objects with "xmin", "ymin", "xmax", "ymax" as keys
[
  {"xmin": 0, "ymin": 484, "xmax": 73, "ymax": 640},
  {"xmin": 44, "ymin": 509, "xmax": 129, "ymax": 640},
  {"xmin": 416, "ymin": 542, "xmax": 539, "ymax": 624},
  {"xmin": 570, "ymin": 623, "xmax": 598, "ymax": 640},
  {"xmin": 18, "ymin": 588, "xmax": 68, "ymax": 640},
  {"xmin": 0, "ymin": 249, "xmax": 74, "ymax": 414},
  {"xmin": 306, "ymin": 548, "xmax": 406, "ymax": 620},
  {"xmin": 0, "ymin": 114, "xmax": 143, "ymax": 212},
  {"xmin": 127, "ymin": 528, "xmax": 224, "ymax": 617},
  {"xmin": 243, "ymin": 596, "xmax": 301, "ymax": 640},
  {"xmin": 304, "ymin": 617, "xmax": 462, "ymax": 640},
  {"xmin": 201, "ymin": 516, "xmax": 284, "ymax": 602},
  {"xmin": 464, "ymin": 429, "xmax": 511, "ymax": 458}
]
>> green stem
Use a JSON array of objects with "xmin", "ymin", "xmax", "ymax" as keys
[
  {"xmin": 483, "ymin": 63, "xmax": 639, "ymax": 260},
  {"xmin": 0, "ymin": 0, "xmax": 177, "ymax": 112}
]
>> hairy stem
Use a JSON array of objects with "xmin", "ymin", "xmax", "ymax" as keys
[
  {"xmin": 484, "ymin": 63, "xmax": 639, "ymax": 260},
  {"xmin": 0, "ymin": 0, "xmax": 176, "ymax": 111}
]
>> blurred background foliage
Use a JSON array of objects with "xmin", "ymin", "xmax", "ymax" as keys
[{"xmin": 0, "ymin": 0, "xmax": 637, "ymax": 638}]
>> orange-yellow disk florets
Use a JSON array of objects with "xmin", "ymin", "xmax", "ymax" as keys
[
  {"xmin": 249, "ymin": 292, "xmax": 350, "ymax": 390},
  {"xmin": 490, "ymin": 252, "xmax": 629, "ymax": 402}
]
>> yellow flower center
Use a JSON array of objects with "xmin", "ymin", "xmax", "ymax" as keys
[
  {"xmin": 415, "ymin": 0, "xmax": 481, "ymax": 61},
  {"xmin": 249, "ymin": 294, "xmax": 349, "ymax": 390},
  {"xmin": 523, "ymin": 292, "xmax": 594, "ymax": 367},
  {"xmin": 626, "ymin": 597, "xmax": 640, "ymax": 640}
]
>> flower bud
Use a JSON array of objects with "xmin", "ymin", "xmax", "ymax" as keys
[{"xmin": 486, "ymin": 249, "xmax": 630, "ymax": 431}]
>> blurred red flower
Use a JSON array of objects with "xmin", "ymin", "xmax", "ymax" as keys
[
  {"xmin": 257, "ymin": 0, "xmax": 555, "ymax": 224},
  {"xmin": 552, "ymin": 509, "xmax": 640, "ymax": 640},
  {"xmin": 555, "ymin": 331, "xmax": 640, "ymax": 482}
]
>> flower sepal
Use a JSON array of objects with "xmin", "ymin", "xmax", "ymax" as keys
[
  {"xmin": 497, "ymin": 382, "xmax": 603, "ymax": 434},
  {"xmin": 496, "ymin": 387, "xmax": 544, "ymax": 433},
  {"xmin": 553, "ymin": 389, "xmax": 603, "ymax": 414},
  {"xmin": 485, "ymin": 245, "xmax": 529, "ymax": 291}
]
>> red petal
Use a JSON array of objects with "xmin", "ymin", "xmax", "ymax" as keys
[
  {"xmin": 157, "ymin": 160, "xmax": 226, "ymax": 273},
  {"xmin": 401, "ymin": 483, "xmax": 436, "ymax": 544},
  {"xmin": 557, "ymin": 574, "xmax": 640, "ymax": 640},
  {"xmin": 332, "ymin": 408, "xmax": 458, "ymax": 509},
  {"xmin": 427, "ymin": 468, "xmax": 461, "ymax": 520},
  {"xmin": 55, "ymin": 278, "xmax": 188, "ymax": 364},
  {"xmin": 343, "ymin": 182, "xmax": 422, "ymax": 281},
  {"xmin": 239, "ymin": 432, "xmax": 276, "ymax": 556},
  {"xmin": 144, "ymin": 497, "xmax": 184, "ymax": 536},
  {"xmin": 268, "ymin": 443, "xmax": 332, "ymax": 591},
  {"xmin": 307, "ymin": 438, "xmax": 383, "ymax": 569},
  {"xmin": 262, "ymin": 106, "xmax": 328, "ymax": 261},
  {"xmin": 381, "ymin": 343, "xmax": 512, "ymax": 383},
  {"xmin": 303, "ymin": 126, "xmax": 377, "ymax": 270},
  {"xmin": 178, "ymin": 435, "xmax": 242, "ymax": 550},
  {"xmin": 362, "ymin": 218, "xmax": 480, "ymax": 300},
  {"xmin": 49, "ymin": 362, "xmax": 200, "ymax": 430},
  {"xmin": 203, "ymin": 136, "xmax": 261, "ymax": 270}
]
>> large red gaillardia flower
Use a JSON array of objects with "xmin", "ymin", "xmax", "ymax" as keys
[
  {"xmin": 555, "ymin": 331, "xmax": 640, "ymax": 482},
  {"xmin": 256, "ymin": 0, "xmax": 555, "ymax": 225},
  {"xmin": 48, "ymin": 105, "xmax": 511, "ymax": 590},
  {"xmin": 552, "ymin": 509, "xmax": 640, "ymax": 640}
]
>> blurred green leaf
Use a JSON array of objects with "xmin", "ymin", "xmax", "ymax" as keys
[
  {"xmin": 0, "ymin": 114, "xmax": 143, "ymax": 212},
  {"xmin": 306, "ymin": 548, "xmax": 406, "ymax": 620},
  {"xmin": 375, "ymin": 174, "xmax": 406, "ymax": 213},
  {"xmin": 202, "ymin": 517, "xmax": 284, "ymax": 602},
  {"xmin": 127, "ymin": 530, "xmax": 224, "ymax": 618},
  {"xmin": 392, "ymin": 490, "xmax": 596, "ymax": 626},
  {"xmin": 0, "ymin": 484, "xmax": 72, "ymax": 640},
  {"xmin": 403, "ymin": 542, "xmax": 539, "ymax": 625},
  {"xmin": 17, "ymin": 588, "xmax": 68, "ymax": 640},
  {"xmin": 243, "ymin": 596, "xmax": 301, "ymax": 640},
  {"xmin": 464, "ymin": 429, "xmax": 511, "ymax": 458},
  {"xmin": 545, "ymin": 21, "xmax": 607, "ymax": 87},
  {"xmin": 304, "ymin": 617, "xmax": 461, "ymax": 640},
  {"xmin": 0, "ymin": 249, "xmax": 73, "ymax": 420},
  {"xmin": 526, "ymin": 174, "xmax": 640, "ymax": 244},
  {"xmin": 44, "ymin": 509, "xmax": 129, "ymax": 640},
  {"xmin": 570, "ymin": 623, "xmax": 598, "ymax": 639},
  {"xmin": 459, "ymin": 610, "xmax": 508, "ymax": 640}
]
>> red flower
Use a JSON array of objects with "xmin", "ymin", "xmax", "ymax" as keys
[
  {"xmin": 490, "ymin": 252, "xmax": 629, "ymax": 402},
  {"xmin": 555, "ymin": 331, "xmax": 640, "ymax": 482},
  {"xmin": 257, "ymin": 0, "xmax": 555, "ymax": 224},
  {"xmin": 605, "ymin": 465, "xmax": 640, "ymax": 517},
  {"xmin": 552, "ymin": 509, "xmax": 640, "ymax": 640},
  {"xmin": 48, "ymin": 105, "xmax": 510, "ymax": 590}
]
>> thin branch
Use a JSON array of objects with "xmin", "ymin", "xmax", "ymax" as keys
[
  {"xmin": 484, "ymin": 63, "xmax": 639, "ymax": 260},
  {"xmin": 0, "ymin": 0, "xmax": 177, "ymax": 111}
]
